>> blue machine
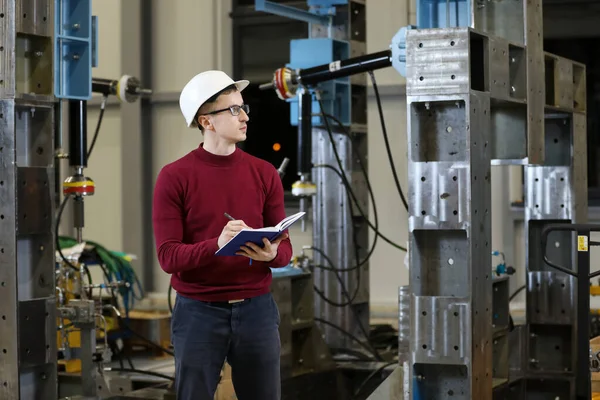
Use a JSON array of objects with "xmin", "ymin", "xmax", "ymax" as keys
[
  {"xmin": 54, "ymin": 0, "xmax": 98, "ymax": 100},
  {"xmin": 254, "ymin": 0, "xmax": 473, "ymax": 126},
  {"xmin": 255, "ymin": 0, "xmax": 351, "ymax": 127}
]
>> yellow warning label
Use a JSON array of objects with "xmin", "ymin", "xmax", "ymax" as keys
[{"xmin": 578, "ymin": 235, "xmax": 589, "ymax": 252}]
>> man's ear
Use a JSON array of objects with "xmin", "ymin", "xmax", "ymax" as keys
[{"xmin": 197, "ymin": 115, "xmax": 213, "ymax": 131}]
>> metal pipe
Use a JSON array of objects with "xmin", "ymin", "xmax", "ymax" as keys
[
  {"xmin": 299, "ymin": 50, "xmax": 392, "ymax": 86},
  {"xmin": 297, "ymin": 88, "xmax": 312, "ymax": 176},
  {"xmin": 68, "ymin": 100, "xmax": 87, "ymax": 168},
  {"xmin": 73, "ymin": 196, "xmax": 84, "ymax": 243},
  {"xmin": 277, "ymin": 157, "xmax": 290, "ymax": 179},
  {"xmin": 259, "ymin": 50, "xmax": 393, "ymax": 95},
  {"xmin": 91, "ymin": 78, "xmax": 117, "ymax": 97}
]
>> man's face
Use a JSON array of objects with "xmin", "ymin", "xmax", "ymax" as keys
[{"xmin": 202, "ymin": 91, "xmax": 249, "ymax": 144}]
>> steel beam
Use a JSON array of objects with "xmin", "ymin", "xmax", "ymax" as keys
[{"xmin": 120, "ymin": 0, "xmax": 154, "ymax": 292}]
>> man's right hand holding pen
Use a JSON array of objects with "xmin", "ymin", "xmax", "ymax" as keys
[{"xmin": 218, "ymin": 213, "xmax": 251, "ymax": 248}]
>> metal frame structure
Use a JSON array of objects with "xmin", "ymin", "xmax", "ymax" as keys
[
  {"xmin": 0, "ymin": 1, "xmax": 59, "ymax": 398},
  {"xmin": 403, "ymin": 0, "xmax": 587, "ymax": 397},
  {"xmin": 252, "ymin": 0, "xmax": 372, "ymax": 351},
  {"xmin": 256, "ymin": 0, "xmax": 591, "ymax": 399},
  {"xmin": 0, "ymin": 1, "xmax": 153, "ymax": 398},
  {"xmin": 0, "ymin": 0, "xmax": 594, "ymax": 398}
]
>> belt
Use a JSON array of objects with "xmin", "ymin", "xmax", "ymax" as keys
[{"xmin": 205, "ymin": 298, "xmax": 246, "ymax": 307}]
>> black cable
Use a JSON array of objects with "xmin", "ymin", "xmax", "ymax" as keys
[
  {"xmin": 353, "ymin": 360, "xmax": 397, "ymax": 399},
  {"xmin": 330, "ymin": 347, "xmax": 376, "ymax": 361},
  {"xmin": 313, "ymin": 115, "xmax": 381, "ymax": 274},
  {"xmin": 311, "ymin": 254, "xmax": 383, "ymax": 361},
  {"xmin": 54, "ymin": 102, "xmax": 174, "ymax": 362},
  {"xmin": 317, "ymin": 113, "xmax": 380, "ymax": 266},
  {"xmin": 312, "ymin": 164, "xmax": 377, "ymax": 271},
  {"xmin": 367, "ymin": 71, "xmax": 409, "ymax": 212},
  {"xmin": 126, "ymin": 353, "xmax": 135, "ymax": 370},
  {"xmin": 308, "ymin": 224, "xmax": 382, "ymax": 360},
  {"xmin": 315, "ymin": 95, "xmax": 406, "ymax": 252},
  {"xmin": 311, "ymin": 248, "xmax": 359, "ymax": 307},
  {"xmin": 105, "ymin": 368, "xmax": 174, "ymax": 381},
  {"xmin": 510, "ymin": 285, "xmax": 526, "ymax": 302},
  {"xmin": 314, "ymin": 317, "xmax": 380, "ymax": 361},
  {"xmin": 55, "ymin": 195, "xmax": 93, "ymax": 298},
  {"xmin": 87, "ymin": 95, "xmax": 107, "ymax": 159},
  {"xmin": 310, "ymin": 164, "xmax": 362, "ymax": 306},
  {"xmin": 117, "ymin": 316, "xmax": 175, "ymax": 357}
]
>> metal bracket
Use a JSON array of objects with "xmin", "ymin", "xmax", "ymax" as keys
[
  {"xmin": 390, "ymin": 25, "xmax": 415, "ymax": 78},
  {"xmin": 255, "ymin": 0, "xmax": 332, "ymax": 26}
]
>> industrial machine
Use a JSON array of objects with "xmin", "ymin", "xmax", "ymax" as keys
[
  {"xmin": 256, "ymin": 0, "xmax": 596, "ymax": 399},
  {"xmin": 0, "ymin": 1, "xmax": 160, "ymax": 399},
  {"xmin": 0, "ymin": 0, "xmax": 596, "ymax": 398}
]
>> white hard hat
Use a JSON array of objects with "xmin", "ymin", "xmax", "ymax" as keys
[{"xmin": 179, "ymin": 70, "xmax": 250, "ymax": 128}]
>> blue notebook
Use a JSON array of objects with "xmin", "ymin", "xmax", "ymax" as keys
[{"xmin": 215, "ymin": 212, "xmax": 306, "ymax": 257}]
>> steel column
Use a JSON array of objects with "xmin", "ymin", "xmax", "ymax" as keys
[
  {"xmin": 0, "ymin": 1, "xmax": 58, "ymax": 398},
  {"xmin": 307, "ymin": 1, "xmax": 371, "ymax": 351},
  {"xmin": 523, "ymin": 63, "xmax": 588, "ymax": 397},
  {"xmin": 120, "ymin": 0, "xmax": 154, "ymax": 292}
]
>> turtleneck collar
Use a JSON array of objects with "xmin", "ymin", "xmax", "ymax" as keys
[{"xmin": 194, "ymin": 142, "xmax": 243, "ymax": 167}]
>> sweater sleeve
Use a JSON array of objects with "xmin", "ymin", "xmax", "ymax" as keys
[
  {"xmin": 261, "ymin": 166, "xmax": 293, "ymax": 268},
  {"xmin": 152, "ymin": 167, "xmax": 219, "ymax": 274}
]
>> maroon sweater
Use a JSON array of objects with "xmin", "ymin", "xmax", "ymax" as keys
[{"xmin": 152, "ymin": 143, "xmax": 293, "ymax": 302}]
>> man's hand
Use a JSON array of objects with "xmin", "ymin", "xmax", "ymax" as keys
[
  {"xmin": 218, "ymin": 220, "xmax": 251, "ymax": 248},
  {"xmin": 236, "ymin": 233, "xmax": 289, "ymax": 262}
]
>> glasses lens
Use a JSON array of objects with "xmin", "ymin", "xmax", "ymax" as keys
[{"xmin": 230, "ymin": 105, "xmax": 250, "ymax": 116}]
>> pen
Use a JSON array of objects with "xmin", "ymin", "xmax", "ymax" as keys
[
  {"xmin": 224, "ymin": 212, "xmax": 235, "ymax": 221},
  {"xmin": 224, "ymin": 212, "xmax": 251, "ymax": 265}
]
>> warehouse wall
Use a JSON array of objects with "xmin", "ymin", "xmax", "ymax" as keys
[
  {"xmin": 79, "ymin": 0, "xmax": 518, "ymax": 308},
  {"xmin": 364, "ymin": 0, "xmax": 411, "ymax": 307}
]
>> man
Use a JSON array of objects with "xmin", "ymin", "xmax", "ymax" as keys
[{"xmin": 152, "ymin": 70, "xmax": 293, "ymax": 400}]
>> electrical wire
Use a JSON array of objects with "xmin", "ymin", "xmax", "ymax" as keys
[
  {"xmin": 314, "ymin": 317, "xmax": 379, "ymax": 359},
  {"xmin": 367, "ymin": 71, "xmax": 409, "ymax": 212},
  {"xmin": 307, "ymin": 91, "xmax": 411, "ymax": 361},
  {"xmin": 313, "ymin": 161, "xmax": 377, "ymax": 270},
  {"xmin": 307, "ymin": 158, "xmax": 376, "ymax": 354},
  {"xmin": 116, "ymin": 315, "xmax": 175, "ymax": 357},
  {"xmin": 310, "ymin": 247, "xmax": 360, "ymax": 307},
  {"xmin": 58, "ymin": 235, "xmax": 144, "ymax": 313},
  {"xmin": 510, "ymin": 285, "xmax": 526, "ymax": 302},
  {"xmin": 55, "ymin": 195, "xmax": 94, "ymax": 299},
  {"xmin": 310, "ymin": 247, "xmax": 383, "ymax": 361},
  {"xmin": 310, "ymin": 164, "xmax": 363, "ymax": 306},
  {"xmin": 87, "ymin": 95, "xmax": 107, "ymax": 159},
  {"xmin": 315, "ymin": 95, "xmax": 406, "ymax": 252},
  {"xmin": 353, "ymin": 360, "xmax": 397, "ymax": 399},
  {"xmin": 55, "ymin": 98, "xmax": 175, "ymax": 364}
]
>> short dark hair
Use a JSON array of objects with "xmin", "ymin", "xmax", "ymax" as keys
[{"xmin": 196, "ymin": 84, "xmax": 239, "ymax": 132}]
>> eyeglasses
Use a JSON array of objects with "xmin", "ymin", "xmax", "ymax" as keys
[{"xmin": 205, "ymin": 104, "xmax": 250, "ymax": 116}]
